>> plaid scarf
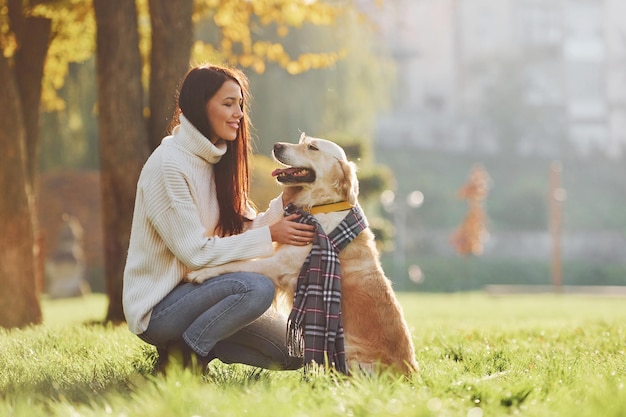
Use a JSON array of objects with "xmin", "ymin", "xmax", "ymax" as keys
[{"xmin": 284, "ymin": 203, "xmax": 368, "ymax": 374}]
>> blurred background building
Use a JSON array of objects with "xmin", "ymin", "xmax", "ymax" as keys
[{"xmin": 359, "ymin": 0, "xmax": 626, "ymax": 159}]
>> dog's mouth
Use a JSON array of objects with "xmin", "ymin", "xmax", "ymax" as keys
[{"xmin": 271, "ymin": 167, "xmax": 316, "ymax": 184}]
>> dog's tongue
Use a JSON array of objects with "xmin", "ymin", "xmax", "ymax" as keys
[{"xmin": 272, "ymin": 167, "xmax": 297, "ymax": 177}]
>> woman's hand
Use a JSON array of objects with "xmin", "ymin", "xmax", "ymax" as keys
[{"xmin": 270, "ymin": 214, "xmax": 315, "ymax": 246}]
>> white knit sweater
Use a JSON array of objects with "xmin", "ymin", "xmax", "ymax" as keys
[{"xmin": 123, "ymin": 115, "xmax": 284, "ymax": 334}]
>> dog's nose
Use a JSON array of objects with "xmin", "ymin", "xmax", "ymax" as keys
[{"xmin": 273, "ymin": 143, "xmax": 286, "ymax": 156}]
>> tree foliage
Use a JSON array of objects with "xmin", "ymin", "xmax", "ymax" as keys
[
  {"xmin": 192, "ymin": 0, "xmax": 346, "ymax": 75},
  {"xmin": 0, "ymin": 0, "xmax": 95, "ymax": 111}
]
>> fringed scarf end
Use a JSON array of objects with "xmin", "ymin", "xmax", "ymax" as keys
[{"xmin": 286, "ymin": 319, "xmax": 305, "ymax": 358}]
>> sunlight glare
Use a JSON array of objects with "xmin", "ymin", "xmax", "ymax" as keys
[
  {"xmin": 427, "ymin": 397, "xmax": 442, "ymax": 411},
  {"xmin": 467, "ymin": 407, "xmax": 483, "ymax": 417}
]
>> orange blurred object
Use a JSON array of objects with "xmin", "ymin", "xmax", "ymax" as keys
[{"xmin": 451, "ymin": 164, "xmax": 491, "ymax": 256}]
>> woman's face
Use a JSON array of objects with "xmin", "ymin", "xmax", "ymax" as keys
[{"xmin": 206, "ymin": 79, "xmax": 244, "ymax": 143}]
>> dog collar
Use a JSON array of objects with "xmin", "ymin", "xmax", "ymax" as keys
[{"xmin": 309, "ymin": 201, "xmax": 354, "ymax": 214}]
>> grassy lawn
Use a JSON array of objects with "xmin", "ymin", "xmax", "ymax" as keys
[{"xmin": 1, "ymin": 292, "xmax": 625, "ymax": 416}]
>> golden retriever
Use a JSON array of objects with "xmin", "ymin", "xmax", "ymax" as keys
[{"xmin": 187, "ymin": 133, "xmax": 418, "ymax": 375}]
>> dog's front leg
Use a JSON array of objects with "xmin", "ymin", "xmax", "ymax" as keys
[
  {"xmin": 186, "ymin": 258, "xmax": 280, "ymax": 284},
  {"xmin": 185, "ymin": 263, "xmax": 240, "ymax": 284},
  {"xmin": 185, "ymin": 245, "xmax": 309, "ymax": 289}
]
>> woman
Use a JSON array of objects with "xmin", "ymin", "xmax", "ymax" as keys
[{"xmin": 122, "ymin": 64, "xmax": 315, "ymax": 372}]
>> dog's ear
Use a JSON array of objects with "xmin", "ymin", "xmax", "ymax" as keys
[{"xmin": 338, "ymin": 160, "xmax": 359, "ymax": 204}]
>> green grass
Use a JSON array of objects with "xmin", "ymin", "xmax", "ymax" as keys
[{"xmin": 1, "ymin": 293, "xmax": 625, "ymax": 416}]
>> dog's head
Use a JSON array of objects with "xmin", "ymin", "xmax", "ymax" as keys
[{"xmin": 272, "ymin": 133, "xmax": 359, "ymax": 210}]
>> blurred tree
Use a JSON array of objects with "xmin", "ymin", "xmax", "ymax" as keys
[
  {"xmin": 93, "ymin": 0, "xmax": 151, "ymax": 322},
  {"xmin": 0, "ymin": 51, "xmax": 41, "ymax": 328},
  {"xmin": 451, "ymin": 164, "xmax": 491, "ymax": 256},
  {"xmin": 40, "ymin": 59, "xmax": 99, "ymax": 172},
  {"xmin": 147, "ymin": 0, "xmax": 194, "ymax": 149},
  {"xmin": 0, "ymin": 0, "xmax": 91, "ymax": 328},
  {"xmin": 0, "ymin": 0, "xmax": 94, "ymax": 328}
]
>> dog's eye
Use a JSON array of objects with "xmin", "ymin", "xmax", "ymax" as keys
[{"xmin": 308, "ymin": 144, "xmax": 319, "ymax": 151}]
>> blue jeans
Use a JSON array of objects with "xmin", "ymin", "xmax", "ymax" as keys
[{"xmin": 138, "ymin": 272, "xmax": 302, "ymax": 370}]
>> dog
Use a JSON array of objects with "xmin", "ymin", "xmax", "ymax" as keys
[{"xmin": 187, "ymin": 133, "xmax": 418, "ymax": 375}]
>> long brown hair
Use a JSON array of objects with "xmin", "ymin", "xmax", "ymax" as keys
[{"xmin": 172, "ymin": 64, "xmax": 253, "ymax": 236}]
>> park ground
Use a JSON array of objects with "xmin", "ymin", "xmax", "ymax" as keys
[{"xmin": 1, "ymin": 292, "xmax": 625, "ymax": 417}]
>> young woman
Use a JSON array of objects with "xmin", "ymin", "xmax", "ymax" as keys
[{"xmin": 122, "ymin": 64, "xmax": 315, "ymax": 372}]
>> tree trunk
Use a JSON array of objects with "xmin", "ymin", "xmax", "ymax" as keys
[
  {"xmin": 94, "ymin": 0, "xmax": 149, "ymax": 323},
  {"xmin": 9, "ymin": 3, "xmax": 53, "ymax": 292},
  {"xmin": 0, "ymin": 52, "xmax": 42, "ymax": 328},
  {"xmin": 11, "ymin": 13, "xmax": 51, "ymax": 191},
  {"xmin": 148, "ymin": 0, "xmax": 194, "ymax": 150}
]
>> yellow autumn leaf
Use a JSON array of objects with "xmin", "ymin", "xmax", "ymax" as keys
[
  {"xmin": 276, "ymin": 25, "xmax": 289, "ymax": 38},
  {"xmin": 252, "ymin": 59, "xmax": 265, "ymax": 74},
  {"xmin": 252, "ymin": 41, "xmax": 269, "ymax": 57},
  {"xmin": 286, "ymin": 61, "xmax": 302, "ymax": 75},
  {"xmin": 281, "ymin": 3, "xmax": 306, "ymax": 27},
  {"xmin": 267, "ymin": 43, "xmax": 285, "ymax": 61},
  {"xmin": 239, "ymin": 54, "xmax": 255, "ymax": 68}
]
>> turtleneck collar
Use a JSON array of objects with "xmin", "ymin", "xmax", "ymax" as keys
[{"xmin": 167, "ymin": 114, "xmax": 228, "ymax": 164}]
